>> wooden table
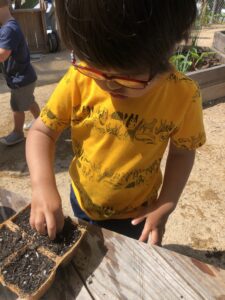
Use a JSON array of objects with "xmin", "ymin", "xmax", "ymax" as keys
[{"xmin": 1, "ymin": 188, "xmax": 225, "ymax": 300}]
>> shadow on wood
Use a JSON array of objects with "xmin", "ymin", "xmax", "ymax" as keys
[
  {"xmin": 0, "ymin": 189, "xmax": 28, "ymax": 217},
  {"xmin": 164, "ymin": 244, "xmax": 225, "ymax": 270}
]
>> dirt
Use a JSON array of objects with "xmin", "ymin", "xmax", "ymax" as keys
[
  {"xmin": 0, "ymin": 27, "xmax": 225, "ymax": 268},
  {"xmin": 0, "ymin": 225, "xmax": 24, "ymax": 264},
  {"xmin": 2, "ymin": 248, "xmax": 55, "ymax": 294},
  {"xmin": 0, "ymin": 208, "xmax": 82, "ymax": 296},
  {"xmin": 13, "ymin": 207, "xmax": 82, "ymax": 256}
]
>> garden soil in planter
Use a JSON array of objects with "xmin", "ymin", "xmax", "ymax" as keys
[
  {"xmin": 13, "ymin": 207, "xmax": 82, "ymax": 256},
  {"xmin": 0, "ymin": 204, "xmax": 87, "ymax": 300},
  {"xmin": 2, "ymin": 248, "xmax": 55, "ymax": 294},
  {"xmin": 0, "ymin": 225, "xmax": 26, "ymax": 265}
]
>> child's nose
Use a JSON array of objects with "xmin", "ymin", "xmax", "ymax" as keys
[{"xmin": 106, "ymin": 80, "xmax": 121, "ymax": 90}]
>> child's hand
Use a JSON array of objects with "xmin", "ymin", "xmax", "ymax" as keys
[
  {"xmin": 29, "ymin": 186, "xmax": 64, "ymax": 240},
  {"xmin": 131, "ymin": 200, "xmax": 176, "ymax": 246}
]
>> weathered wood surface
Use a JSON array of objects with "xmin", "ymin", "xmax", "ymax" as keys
[
  {"xmin": 1, "ymin": 189, "xmax": 225, "ymax": 300},
  {"xmin": 213, "ymin": 31, "xmax": 225, "ymax": 54},
  {"xmin": 12, "ymin": 9, "xmax": 49, "ymax": 54},
  {"xmin": 74, "ymin": 225, "xmax": 225, "ymax": 300},
  {"xmin": 188, "ymin": 64, "xmax": 225, "ymax": 103}
]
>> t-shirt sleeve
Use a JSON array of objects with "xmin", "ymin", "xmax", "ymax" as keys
[
  {"xmin": 0, "ymin": 26, "xmax": 20, "ymax": 51},
  {"xmin": 40, "ymin": 67, "xmax": 81, "ymax": 132},
  {"xmin": 171, "ymin": 83, "xmax": 206, "ymax": 150}
]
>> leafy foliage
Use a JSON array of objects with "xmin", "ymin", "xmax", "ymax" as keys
[{"xmin": 171, "ymin": 47, "xmax": 219, "ymax": 73}]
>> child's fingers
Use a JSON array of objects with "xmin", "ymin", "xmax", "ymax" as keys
[
  {"xmin": 131, "ymin": 215, "xmax": 146, "ymax": 226},
  {"xmin": 149, "ymin": 228, "xmax": 160, "ymax": 246},
  {"xmin": 45, "ymin": 213, "xmax": 57, "ymax": 240},
  {"xmin": 35, "ymin": 213, "xmax": 47, "ymax": 235},
  {"xmin": 138, "ymin": 219, "xmax": 152, "ymax": 242},
  {"xmin": 29, "ymin": 209, "xmax": 35, "ymax": 229},
  {"xmin": 150, "ymin": 226, "xmax": 165, "ymax": 246},
  {"xmin": 55, "ymin": 210, "xmax": 65, "ymax": 233}
]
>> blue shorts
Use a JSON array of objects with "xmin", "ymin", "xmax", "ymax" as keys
[{"xmin": 70, "ymin": 187, "xmax": 145, "ymax": 240}]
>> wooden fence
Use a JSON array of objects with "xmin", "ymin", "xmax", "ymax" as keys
[{"xmin": 12, "ymin": 9, "xmax": 49, "ymax": 53}]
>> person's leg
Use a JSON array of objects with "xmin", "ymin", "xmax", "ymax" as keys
[
  {"xmin": 29, "ymin": 101, "xmax": 40, "ymax": 119},
  {"xmin": 13, "ymin": 111, "xmax": 25, "ymax": 133},
  {"xmin": 0, "ymin": 83, "xmax": 38, "ymax": 145}
]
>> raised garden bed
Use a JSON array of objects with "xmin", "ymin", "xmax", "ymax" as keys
[
  {"xmin": 187, "ymin": 49, "xmax": 225, "ymax": 103},
  {"xmin": 0, "ymin": 205, "xmax": 87, "ymax": 300},
  {"xmin": 172, "ymin": 45, "xmax": 225, "ymax": 103},
  {"xmin": 213, "ymin": 31, "xmax": 225, "ymax": 54}
]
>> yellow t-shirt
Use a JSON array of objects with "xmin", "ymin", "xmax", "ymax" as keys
[{"xmin": 41, "ymin": 67, "xmax": 206, "ymax": 220}]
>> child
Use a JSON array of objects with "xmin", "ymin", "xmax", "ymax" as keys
[
  {"xmin": 0, "ymin": 0, "xmax": 40, "ymax": 145},
  {"xmin": 26, "ymin": 0, "xmax": 206, "ymax": 245}
]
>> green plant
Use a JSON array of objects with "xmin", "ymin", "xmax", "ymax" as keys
[
  {"xmin": 171, "ymin": 46, "xmax": 216, "ymax": 73},
  {"xmin": 170, "ymin": 51, "xmax": 192, "ymax": 73},
  {"xmin": 21, "ymin": 0, "xmax": 39, "ymax": 9}
]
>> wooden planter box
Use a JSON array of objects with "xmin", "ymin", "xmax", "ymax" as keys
[
  {"xmin": 0, "ymin": 204, "xmax": 86, "ymax": 300},
  {"xmin": 213, "ymin": 31, "xmax": 225, "ymax": 54},
  {"xmin": 12, "ymin": 9, "xmax": 49, "ymax": 53},
  {"xmin": 187, "ymin": 50, "xmax": 225, "ymax": 103}
]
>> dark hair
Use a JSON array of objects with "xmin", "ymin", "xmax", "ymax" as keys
[
  {"xmin": 0, "ymin": 0, "xmax": 9, "ymax": 7},
  {"xmin": 55, "ymin": 0, "xmax": 197, "ymax": 75}
]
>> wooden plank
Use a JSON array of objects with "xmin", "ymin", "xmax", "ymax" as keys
[
  {"xmin": 73, "ymin": 225, "xmax": 225, "ymax": 300},
  {"xmin": 0, "ymin": 285, "xmax": 18, "ymax": 300},
  {"xmin": 213, "ymin": 31, "xmax": 225, "ymax": 54},
  {"xmin": 12, "ymin": 9, "xmax": 49, "ymax": 53},
  {"xmin": 201, "ymin": 82, "xmax": 225, "ymax": 102},
  {"xmin": 188, "ymin": 64, "xmax": 225, "ymax": 87},
  {"xmin": 42, "ymin": 264, "xmax": 93, "ymax": 300},
  {"xmin": 0, "ymin": 188, "xmax": 29, "ymax": 221}
]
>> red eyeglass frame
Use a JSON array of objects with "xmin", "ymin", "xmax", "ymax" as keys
[{"xmin": 71, "ymin": 57, "xmax": 152, "ymax": 89}]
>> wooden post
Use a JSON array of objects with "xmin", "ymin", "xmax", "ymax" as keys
[
  {"xmin": 39, "ymin": 0, "xmax": 47, "ymax": 11},
  {"xmin": 210, "ymin": 0, "xmax": 218, "ymax": 24},
  {"xmin": 52, "ymin": 0, "xmax": 66, "ymax": 50}
]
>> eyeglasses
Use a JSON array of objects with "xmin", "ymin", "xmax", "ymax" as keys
[{"xmin": 71, "ymin": 57, "xmax": 152, "ymax": 89}]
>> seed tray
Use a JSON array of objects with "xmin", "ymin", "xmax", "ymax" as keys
[{"xmin": 0, "ymin": 204, "xmax": 86, "ymax": 300}]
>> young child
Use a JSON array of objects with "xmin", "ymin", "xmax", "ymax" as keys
[
  {"xmin": 26, "ymin": 0, "xmax": 206, "ymax": 245},
  {"xmin": 0, "ymin": 0, "xmax": 40, "ymax": 145}
]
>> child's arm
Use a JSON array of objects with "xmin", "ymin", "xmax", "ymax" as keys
[
  {"xmin": 0, "ymin": 48, "xmax": 11, "ymax": 62},
  {"xmin": 132, "ymin": 141, "xmax": 195, "ymax": 246},
  {"xmin": 26, "ymin": 117, "xmax": 64, "ymax": 240}
]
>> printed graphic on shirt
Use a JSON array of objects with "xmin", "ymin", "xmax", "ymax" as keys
[
  {"xmin": 74, "ymin": 141, "xmax": 161, "ymax": 190},
  {"xmin": 73, "ymin": 176, "xmax": 159, "ymax": 218},
  {"xmin": 71, "ymin": 105, "xmax": 177, "ymax": 145},
  {"xmin": 172, "ymin": 132, "xmax": 206, "ymax": 150},
  {"xmin": 41, "ymin": 106, "xmax": 69, "ymax": 131}
]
